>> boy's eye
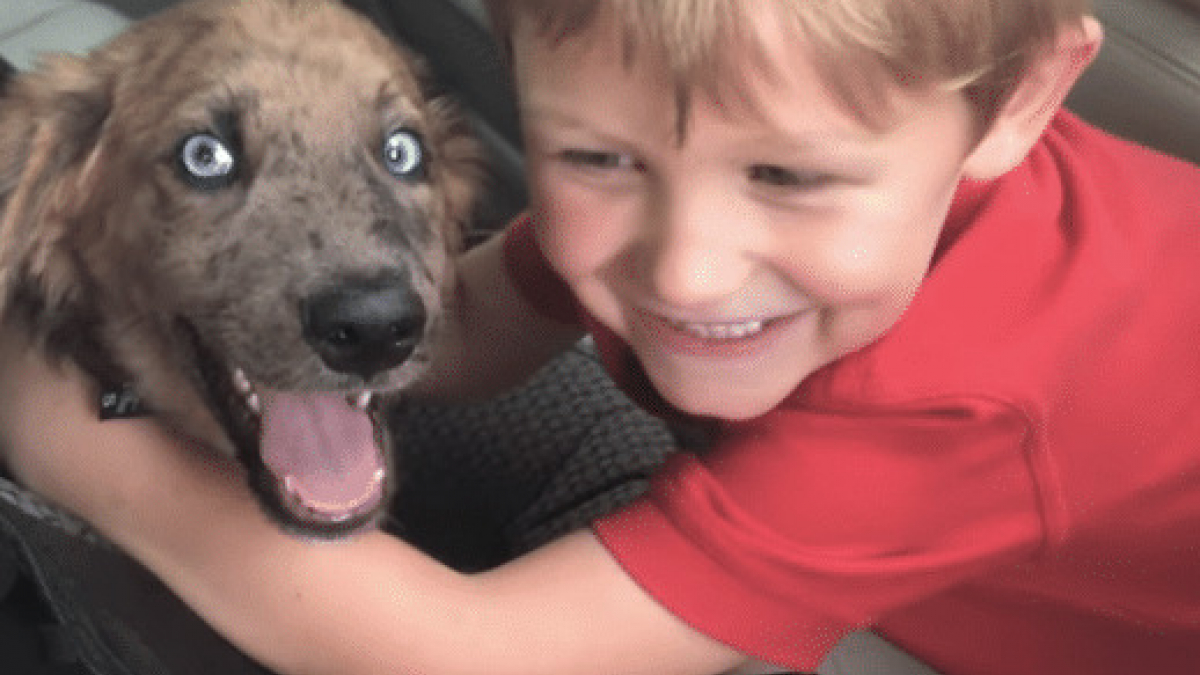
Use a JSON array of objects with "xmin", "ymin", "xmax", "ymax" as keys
[
  {"xmin": 749, "ymin": 164, "xmax": 835, "ymax": 190},
  {"xmin": 558, "ymin": 149, "xmax": 639, "ymax": 171}
]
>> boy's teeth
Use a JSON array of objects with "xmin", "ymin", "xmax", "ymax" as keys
[{"xmin": 675, "ymin": 320, "xmax": 765, "ymax": 340}]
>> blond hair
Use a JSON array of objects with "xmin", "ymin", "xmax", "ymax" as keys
[{"xmin": 483, "ymin": 0, "xmax": 1092, "ymax": 133}]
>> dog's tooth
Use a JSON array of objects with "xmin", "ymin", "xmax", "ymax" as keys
[
  {"xmin": 247, "ymin": 393, "xmax": 261, "ymax": 414},
  {"xmin": 232, "ymin": 369, "xmax": 253, "ymax": 395},
  {"xmin": 353, "ymin": 392, "xmax": 374, "ymax": 411},
  {"xmin": 283, "ymin": 476, "xmax": 303, "ymax": 506}
]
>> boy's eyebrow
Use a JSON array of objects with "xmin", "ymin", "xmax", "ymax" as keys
[
  {"xmin": 740, "ymin": 127, "xmax": 878, "ymax": 156},
  {"xmin": 522, "ymin": 102, "xmax": 881, "ymax": 155},
  {"xmin": 520, "ymin": 103, "xmax": 682, "ymax": 148},
  {"xmin": 520, "ymin": 105, "xmax": 641, "ymax": 136}
]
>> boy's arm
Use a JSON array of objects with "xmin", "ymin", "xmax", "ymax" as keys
[
  {"xmin": 0, "ymin": 329, "xmax": 746, "ymax": 675},
  {"xmin": 414, "ymin": 231, "xmax": 586, "ymax": 400}
]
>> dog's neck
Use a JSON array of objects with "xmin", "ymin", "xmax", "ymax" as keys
[{"xmin": 8, "ymin": 284, "xmax": 236, "ymax": 455}]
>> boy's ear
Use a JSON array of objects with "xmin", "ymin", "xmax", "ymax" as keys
[{"xmin": 963, "ymin": 17, "xmax": 1104, "ymax": 181}]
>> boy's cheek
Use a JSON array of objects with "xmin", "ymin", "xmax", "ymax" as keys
[{"xmin": 531, "ymin": 190, "xmax": 626, "ymax": 278}]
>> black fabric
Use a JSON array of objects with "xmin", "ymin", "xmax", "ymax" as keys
[
  {"xmin": 389, "ymin": 343, "xmax": 675, "ymax": 571},
  {"xmin": 0, "ymin": 478, "xmax": 272, "ymax": 675},
  {"xmin": 1, "ymin": 55, "xmax": 14, "ymax": 91}
]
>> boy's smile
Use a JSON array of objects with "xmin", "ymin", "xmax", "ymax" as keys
[{"xmin": 512, "ymin": 11, "xmax": 987, "ymax": 421}]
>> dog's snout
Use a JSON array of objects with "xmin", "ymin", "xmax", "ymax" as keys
[{"xmin": 301, "ymin": 276, "xmax": 427, "ymax": 380}]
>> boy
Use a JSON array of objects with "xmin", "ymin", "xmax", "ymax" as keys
[{"xmin": 3, "ymin": 1, "xmax": 1200, "ymax": 674}]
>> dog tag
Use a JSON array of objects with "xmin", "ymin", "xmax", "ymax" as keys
[{"xmin": 98, "ymin": 384, "xmax": 151, "ymax": 420}]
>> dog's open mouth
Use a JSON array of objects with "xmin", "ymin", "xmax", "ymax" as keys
[
  {"xmin": 188, "ymin": 314, "xmax": 393, "ymax": 536},
  {"xmin": 233, "ymin": 370, "xmax": 387, "ymax": 528}
]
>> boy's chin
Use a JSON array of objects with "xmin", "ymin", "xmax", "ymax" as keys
[{"xmin": 650, "ymin": 372, "xmax": 798, "ymax": 422}]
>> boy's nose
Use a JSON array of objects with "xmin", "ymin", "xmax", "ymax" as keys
[{"xmin": 639, "ymin": 190, "xmax": 756, "ymax": 307}]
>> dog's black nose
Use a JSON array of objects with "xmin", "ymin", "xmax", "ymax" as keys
[{"xmin": 301, "ymin": 276, "xmax": 426, "ymax": 380}]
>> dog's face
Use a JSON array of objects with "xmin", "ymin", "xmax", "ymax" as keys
[{"xmin": 0, "ymin": 0, "xmax": 478, "ymax": 536}]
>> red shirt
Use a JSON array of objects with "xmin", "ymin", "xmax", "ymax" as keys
[{"xmin": 505, "ymin": 112, "xmax": 1200, "ymax": 674}]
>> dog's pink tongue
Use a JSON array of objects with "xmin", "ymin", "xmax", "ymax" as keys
[{"xmin": 259, "ymin": 390, "xmax": 384, "ymax": 522}]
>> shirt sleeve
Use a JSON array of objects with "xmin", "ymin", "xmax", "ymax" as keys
[
  {"xmin": 501, "ymin": 213, "xmax": 581, "ymax": 324},
  {"xmin": 593, "ymin": 396, "xmax": 1047, "ymax": 671}
]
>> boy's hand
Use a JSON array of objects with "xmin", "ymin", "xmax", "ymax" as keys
[
  {"xmin": 0, "ymin": 323, "xmax": 91, "ymax": 493},
  {"xmin": 0, "ymin": 321, "xmax": 247, "ymax": 537}
]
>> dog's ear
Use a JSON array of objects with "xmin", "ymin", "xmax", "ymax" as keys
[
  {"xmin": 0, "ymin": 54, "xmax": 116, "ymax": 326},
  {"xmin": 427, "ymin": 97, "xmax": 483, "ymax": 253}
]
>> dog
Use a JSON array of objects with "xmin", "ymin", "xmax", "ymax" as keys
[{"xmin": 0, "ymin": 0, "xmax": 478, "ymax": 537}]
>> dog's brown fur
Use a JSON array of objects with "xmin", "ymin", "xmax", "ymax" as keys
[{"xmin": 0, "ymin": 0, "xmax": 478, "ymax": 534}]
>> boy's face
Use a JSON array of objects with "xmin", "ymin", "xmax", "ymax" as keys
[{"xmin": 513, "ymin": 15, "xmax": 983, "ymax": 421}]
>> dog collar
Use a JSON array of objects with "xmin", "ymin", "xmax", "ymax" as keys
[{"xmin": 98, "ymin": 383, "xmax": 151, "ymax": 420}]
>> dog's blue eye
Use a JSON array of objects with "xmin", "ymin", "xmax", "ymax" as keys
[
  {"xmin": 383, "ymin": 129, "xmax": 425, "ymax": 180},
  {"xmin": 179, "ymin": 133, "xmax": 237, "ymax": 189}
]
